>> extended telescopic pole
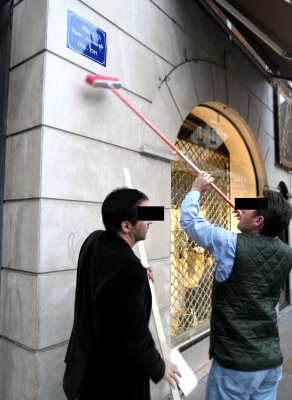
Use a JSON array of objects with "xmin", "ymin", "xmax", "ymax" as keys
[{"xmin": 86, "ymin": 74, "xmax": 236, "ymax": 210}]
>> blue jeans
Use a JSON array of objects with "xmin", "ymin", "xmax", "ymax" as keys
[{"xmin": 206, "ymin": 359, "xmax": 282, "ymax": 400}]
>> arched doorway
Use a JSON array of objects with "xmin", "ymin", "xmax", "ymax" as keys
[{"xmin": 170, "ymin": 104, "xmax": 267, "ymax": 347}]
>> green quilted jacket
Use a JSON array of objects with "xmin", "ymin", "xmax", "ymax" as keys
[{"xmin": 209, "ymin": 233, "xmax": 292, "ymax": 371}]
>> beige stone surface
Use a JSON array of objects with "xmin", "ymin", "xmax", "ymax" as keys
[
  {"xmin": 247, "ymin": 94, "xmax": 261, "ymax": 137},
  {"xmin": 40, "ymin": 127, "xmax": 101, "ymax": 202},
  {"xmin": 40, "ymin": 126, "xmax": 171, "ymax": 203},
  {"xmin": 38, "ymin": 271, "xmax": 76, "ymax": 348},
  {"xmin": 151, "ymin": 258, "xmax": 171, "ymax": 311},
  {"xmin": 0, "ymin": 338, "xmax": 66, "ymax": 400},
  {"xmin": 37, "ymin": 344, "xmax": 67, "ymax": 400},
  {"xmin": 83, "ymin": 0, "xmax": 182, "ymax": 65},
  {"xmin": 0, "ymin": 270, "xmax": 38, "ymax": 348},
  {"xmin": 0, "ymin": 339, "xmax": 38, "ymax": 400},
  {"xmin": 142, "ymin": 81, "xmax": 183, "ymax": 153},
  {"xmin": 166, "ymin": 62, "xmax": 199, "ymax": 121},
  {"xmin": 226, "ymin": 73, "xmax": 249, "ymax": 121},
  {"xmin": 11, "ymin": 0, "xmax": 47, "ymax": 67},
  {"xmin": 7, "ymin": 53, "xmax": 44, "ymax": 134},
  {"xmin": 211, "ymin": 64, "xmax": 228, "ymax": 105},
  {"xmin": 5, "ymin": 128, "xmax": 42, "ymax": 200},
  {"xmin": 39, "ymin": 199, "xmax": 102, "ymax": 272},
  {"xmin": 0, "ymin": 269, "xmax": 75, "ymax": 349},
  {"xmin": 191, "ymin": 60, "xmax": 215, "ymax": 105},
  {"xmin": 3, "ymin": 200, "xmax": 40, "ymax": 272}
]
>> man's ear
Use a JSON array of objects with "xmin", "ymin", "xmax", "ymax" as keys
[
  {"xmin": 120, "ymin": 220, "xmax": 132, "ymax": 234},
  {"xmin": 254, "ymin": 214, "xmax": 265, "ymax": 229}
]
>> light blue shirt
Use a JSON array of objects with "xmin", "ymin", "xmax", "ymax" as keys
[{"xmin": 180, "ymin": 191, "xmax": 237, "ymax": 282}]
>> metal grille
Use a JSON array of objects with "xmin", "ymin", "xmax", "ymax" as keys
[{"xmin": 171, "ymin": 117, "xmax": 231, "ymax": 345}]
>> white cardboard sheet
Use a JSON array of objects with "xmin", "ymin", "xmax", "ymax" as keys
[{"xmin": 170, "ymin": 348, "xmax": 198, "ymax": 396}]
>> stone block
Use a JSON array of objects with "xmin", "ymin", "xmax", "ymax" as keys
[
  {"xmin": 247, "ymin": 95, "xmax": 261, "ymax": 138},
  {"xmin": 5, "ymin": 128, "xmax": 42, "ymax": 200},
  {"xmin": 7, "ymin": 53, "xmax": 44, "ymax": 134},
  {"xmin": 211, "ymin": 64, "xmax": 228, "ymax": 105},
  {"xmin": 151, "ymin": 258, "xmax": 171, "ymax": 310},
  {"xmin": 259, "ymin": 103, "xmax": 274, "ymax": 137},
  {"xmin": 191, "ymin": 60, "xmax": 215, "ymax": 105},
  {"xmin": 256, "ymin": 128, "xmax": 287, "ymax": 189},
  {"xmin": 83, "ymin": 0, "xmax": 182, "ymax": 65},
  {"xmin": 257, "ymin": 124, "xmax": 273, "ymax": 164},
  {"xmin": 0, "ymin": 339, "xmax": 37, "ymax": 400},
  {"xmin": 41, "ymin": 127, "xmax": 100, "ymax": 202},
  {"xmin": 0, "ymin": 268, "xmax": 76, "ymax": 349},
  {"xmin": 226, "ymin": 50, "xmax": 274, "ymax": 113},
  {"xmin": 37, "ymin": 344, "xmax": 67, "ymax": 400},
  {"xmin": 142, "ymin": 82, "xmax": 182, "ymax": 153},
  {"xmin": 39, "ymin": 199, "xmax": 102, "ymax": 272},
  {"xmin": 11, "ymin": 0, "xmax": 47, "ymax": 67},
  {"xmin": 3, "ymin": 200, "xmax": 40, "ymax": 272},
  {"xmin": 3, "ymin": 198, "xmax": 102, "ymax": 274},
  {"xmin": 38, "ymin": 271, "xmax": 76, "ymax": 347},
  {"xmin": 0, "ymin": 270, "xmax": 38, "ymax": 349},
  {"xmin": 167, "ymin": 62, "xmax": 199, "ymax": 121},
  {"xmin": 262, "ymin": 81, "xmax": 274, "ymax": 112},
  {"xmin": 0, "ymin": 338, "xmax": 67, "ymax": 400},
  {"xmin": 40, "ymin": 127, "xmax": 171, "ymax": 205},
  {"xmin": 226, "ymin": 74, "xmax": 249, "ymax": 122}
]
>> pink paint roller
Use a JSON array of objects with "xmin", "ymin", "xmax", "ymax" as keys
[{"xmin": 86, "ymin": 74, "xmax": 236, "ymax": 210}]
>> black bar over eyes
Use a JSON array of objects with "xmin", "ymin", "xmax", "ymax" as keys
[
  {"xmin": 235, "ymin": 198, "xmax": 268, "ymax": 210},
  {"xmin": 137, "ymin": 206, "xmax": 164, "ymax": 221}
]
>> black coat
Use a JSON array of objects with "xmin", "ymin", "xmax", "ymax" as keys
[{"xmin": 63, "ymin": 230, "xmax": 165, "ymax": 400}]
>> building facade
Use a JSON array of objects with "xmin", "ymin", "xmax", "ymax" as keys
[{"xmin": 0, "ymin": 0, "xmax": 291, "ymax": 399}]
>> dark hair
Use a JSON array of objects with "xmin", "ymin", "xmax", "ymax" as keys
[
  {"xmin": 255, "ymin": 190, "xmax": 292, "ymax": 237},
  {"xmin": 102, "ymin": 187, "xmax": 148, "ymax": 233}
]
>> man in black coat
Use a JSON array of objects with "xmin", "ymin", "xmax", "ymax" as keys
[{"xmin": 63, "ymin": 188, "xmax": 179, "ymax": 400}]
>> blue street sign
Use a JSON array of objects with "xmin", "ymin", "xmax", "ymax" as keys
[{"xmin": 67, "ymin": 10, "xmax": 107, "ymax": 66}]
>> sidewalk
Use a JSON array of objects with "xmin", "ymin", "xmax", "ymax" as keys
[{"xmin": 183, "ymin": 306, "xmax": 292, "ymax": 400}]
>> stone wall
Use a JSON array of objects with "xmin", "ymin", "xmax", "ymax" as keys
[{"xmin": 0, "ymin": 0, "xmax": 291, "ymax": 399}]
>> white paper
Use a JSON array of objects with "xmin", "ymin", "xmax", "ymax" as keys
[{"xmin": 171, "ymin": 348, "xmax": 198, "ymax": 396}]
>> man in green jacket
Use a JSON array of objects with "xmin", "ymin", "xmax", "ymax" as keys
[{"xmin": 180, "ymin": 172, "xmax": 292, "ymax": 400}]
